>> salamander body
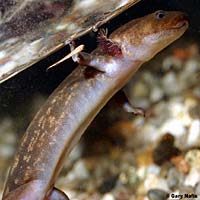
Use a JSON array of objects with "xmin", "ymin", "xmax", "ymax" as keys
[{"xmin": 3, "ymin": 11, "xmax": 188, "ymax": 200}]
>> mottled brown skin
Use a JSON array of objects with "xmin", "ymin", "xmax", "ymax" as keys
[{"xmin": 3, "ymin": 11, "xmax": 188, "ymax": 200}]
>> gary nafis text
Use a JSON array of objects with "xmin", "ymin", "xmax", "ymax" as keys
[{"xmin": 167, "ymin": 193, "xmax": 198, "ymax": 199}]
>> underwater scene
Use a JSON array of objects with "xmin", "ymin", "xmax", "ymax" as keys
[{"xmin": 0, "ymin": 0, "xmax": 199, "ymax": 199}]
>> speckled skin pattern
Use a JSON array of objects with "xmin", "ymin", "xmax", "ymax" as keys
[{"xmin": 3, "ymin": 11, "xmax": 188, "ymax": 200}]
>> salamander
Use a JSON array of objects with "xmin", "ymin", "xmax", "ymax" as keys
[{"xmin": 2, "ymin": 10, "xmax": 189, "ymax": 200}]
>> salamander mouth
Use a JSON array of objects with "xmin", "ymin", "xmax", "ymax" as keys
[
  {"xmin": 173, "ymin": 14, "xmax": 189, "ymax": 29},
  {"xmin": 175, "ymin": 20, "xmax": 188, "ymax": 28}
]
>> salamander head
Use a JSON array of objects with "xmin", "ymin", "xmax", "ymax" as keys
[{"xmin": 111, "ymin": 10, "xmax": 189, "ymax": 61}]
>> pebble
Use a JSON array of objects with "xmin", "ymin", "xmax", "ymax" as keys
[
  {"xmin": 153, "ymin": 133, "xmax": 180, "ymax": 165},
  {"xmin": 188, "ymin": 103, "xmax": 200, "ymax": 119},
  {"xmin": 179, "ymin": 185, "xmax": 194, "ymax": 195},
  {"xmin": 167, "ymin": 168, "xmax": 183, "ymax": 189},
  {"xmin": 144, "ymin": 174, "xmax": 169, "ymax": 192},
  {"xmin": 195, "ymin": 182, "xmax": 200, "ymax": 195},
  {"xmin": 136, "ymin": 148, "xmax": 154, "ymax": 166},
  {"xmin": 160, "ymin": 118, "xmax": 186, "ymax": 138},
  {"xmin": 0, "ymin": 118, "xmax": 16, "ymax": 158},
  {"xmin": 185, "ymin": 149, "xmax": 200, "ymax": 167},
  {"xmin": 119, "ymin": 167, "xmax": 137, "ymax": 186},
  {"xmin": 147, "ymin": 165, "xmax": 161, "ymax": 175},
  {"xmin": 192, "ymin": 86, "xmax": 200, "ymax": 98},
  {"xmin": 0, "ymin": 144, "xmax": 15, "ymax": 158},
  {"xmin": 131, "ymin": 81, "xmax": 149, "ymax": 98},
  {"xmin": 98, "ymin": 175, "xmax": 119, "ymax": 194},
  {"xmin": 162, "ymin": 72, "xmax": 182, "ymax": 95},
  {"xmin": 184, "ymin": 167, "xmax": 200, "ymax": 187},
  {"xmin": 65, "ymin": 160, "xmax": 89, "ymax": 182},
  {"xmin": 137, "ymin": 124, "xmax": 158, "ymax": 144},
  {"xmin": 150, "ymin": 86, "xmax": 164, "ymax": 103},
  {"xmin": 187, "ymin": 121, "xmax": 200, "ymax": 147},
  {"xmin": 184, "ymin": 59, "xmax": 200, "ymax": 75},
  {"xmin": 0, "ymin": 118, "xmax": 15, "ymax": 143},
  {"xmin": 136, "ymin": 166, "xmax": 147, "ymax": 180},
  {"xmin": 101, "ymin": 193, "xmax": 115, "ymax": 200},
  {"xmin": 147, "ymin": 189, "xmax": 168, "ymax": 200},
  {"xmin": 162, "ymin": 56, "xmax": 182, "ymax": 71}
]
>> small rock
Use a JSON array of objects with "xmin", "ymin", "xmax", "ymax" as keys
[
  {"xmin": 185, "ymin": 149, "xmax": 200, "ymax": 167},
  {"xmin": 131, "ymin": 81, "xmax": 149, "ymax": 98},
  {"xmin": 179, "ymin": 185, "xmax": 194, "ymax": 195},
  {"xmin": 136, "ymin": 166, "xmax": 146, "ymax": 180},
  {"xmin": 167, "ymin": 168, "xmax": 183, "ymax": 190},
  {"xmin": 187, "ymin": 122, "xmax": 200, "ymax": 147},
  {"xmin": 184, "ymin": 167, "xmax": 200, "ymax": 187},
  {"xmin": 0, "ymin": 144, "xmax": 15, "ymax": 158},
  {"xmin": 144, "ymin": 174, "xmax": 169, "ymax": 192},
  {"xmin": 184, "ymin": 59, "xmax": 200, "ymax": 75},
  {"xmin": 162, "ymin": 72, "xmax": 182, "ymax": 95},
  {"xmin": 150, "ymin": 86, "xmax": 164, "ymax": 103},
  {"xmin": 136, "ymin": 148, "xmax": 154, "ymax": 166},
  {"xmin": 162, "ymin": 56, "xmax": 182, "ymax": 71},
  {"xmin": 119, "ymin": 166, "xmax": 139, "ymax": 187},
  {"xmin": 192, "ymin": 86, "xmax": 200, "ymax": 98},
  {"xmin": 137, "ymin": 124, "xmax": 158, "ymax": 144},
  {"xmin": 147, "ymin": 165, "xmax": 161, "ymax": 175},
  {"xmin": 189, "ymin": 104, "xmax": 200, "ymax": 119},
  {"xmin": 153, "ymin": 133, "xmax": 180, "ymax": 165},
  {"xmin": 195, "ymin": 182, "xmax": 200, "ymax": 195},
  {"xmin": 66, "ymin": 160, "xmax": 89, "ymax": 182},
  {"xmin": 160, "ymin": 118, "xmax": 186, "ymax": 138},
  {"xmin": 101, "ymin": 193, "xmax": 115, "ymax": 200},
  {"xmin": 99, "ymin": 175, "xmax": 119, "ymax": 194},
  {"xmin": 173, "ymin": 44, "xmax": 199, "ymax": 60},
  {"xmin": 147, "ymin": 189, "xmax": 168, "ymax": 200},
  {"xmin": 143, "ymin": 71, "xmax": 158, "ymax": 85}
]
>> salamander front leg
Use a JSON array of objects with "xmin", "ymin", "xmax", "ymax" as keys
[
  {"xmin": 70, "ymin": 41, "xmax": 117, "ymax": 74},
  {"xmin": 114, "ymin": 90, "xmax": 145, "ymax": 117},
  {"xmin": 46, "ymin": 187, "xmax": 69, "ymax": 200},
  {"xmin": 49, "ymin": 30, "xmax": 123, "ymax": 74}
]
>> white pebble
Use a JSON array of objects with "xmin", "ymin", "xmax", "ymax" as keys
[
  {"xmin": 150, "ymin": 86, "xmax": 164, "ymax": 102},
  {"xmin": 162, "ymin": 72, "xmax": 182, "ymax": 95},
  {"xmin": 160, "ymin": 118, "xmax": 186, "ymax": 137},
  {"xmin": 132, "ymin": 81, "xmax": 149, "ymax": 98},
  {"xmin": 184, "ymin": 167, "xmax": 200, "ymax": 187},
  {"xmin": 187, "ymin": 120, "xmax": 200, "ymax": 147},
  {"xmin": 102, "ymin": 193, "xmax": 115, "ymax": 200},
  {"xmin": 147, "ymin": 164, "xmax": 161, "ymax": 175},
  {"xmin": 0, "ymin": 145, "xmax": 15, "ymax": 158},
  {"xmin": 184, "ymin": 59, "xmax": 200, "ymax": 74},
  {"xmin": 162, "ymin": 56, "xmax": 182, "ymax": 71},
  {"xmin": 144, "ymin": 174, "xmax": 169, "ymax": 192},
  {"xmin": 66, "ymin": 160, "xmax": 89, "ymax": 181}
]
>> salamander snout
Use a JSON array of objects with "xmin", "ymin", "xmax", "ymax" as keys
[{"xmin": 173, "ymin": 13, "xmax": 189, "ymax": 29}]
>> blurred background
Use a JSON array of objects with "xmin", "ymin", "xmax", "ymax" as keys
[{"xmin": 0, "ymin": 0, "xmax": 199, "ymax": 199}]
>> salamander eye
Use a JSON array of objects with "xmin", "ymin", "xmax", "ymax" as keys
[{"xmin": 155, "ymin": 11, "xmax": 166, "ymax": 20}]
